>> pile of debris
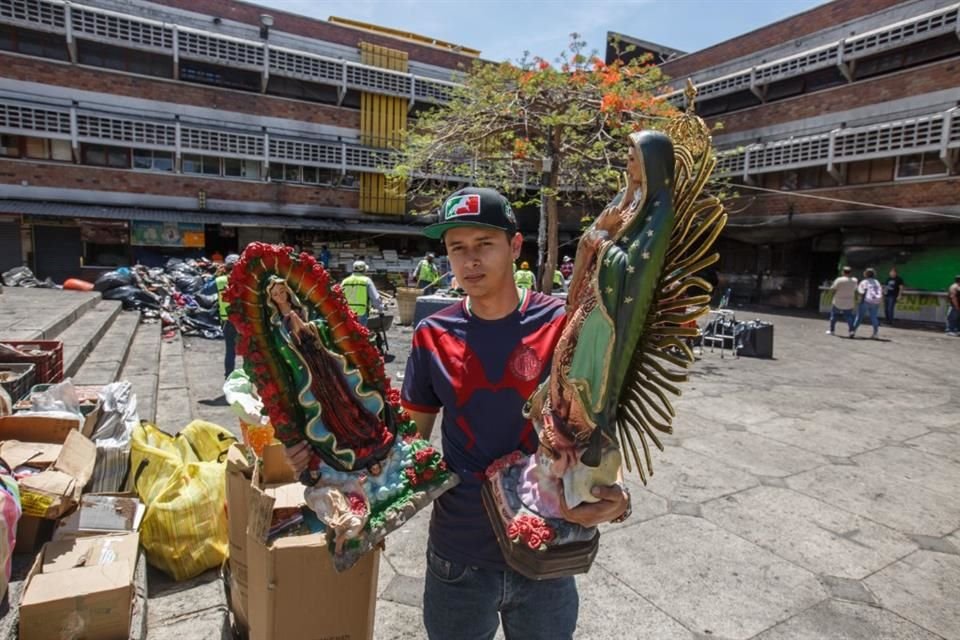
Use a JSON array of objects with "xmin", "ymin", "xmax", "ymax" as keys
[{"xmin": 94, "ymin": 259, "xmax": 223, "ymax": 339}]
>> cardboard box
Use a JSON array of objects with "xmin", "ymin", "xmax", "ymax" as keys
[
  {"xmin": 226, "ymin": 444, "xmax": 380, "ymax": 640},
  {"xmin": 15, "ymin": 515, "xmax": 54, "ymax": 553},
  {"xmin": 19, "ymin": 532, "xmax": 139, "ymax": 640},
  {"xmin": 4, "ymin": 429, "xmax": 96, "ymax": 519},
  {"xmin": 53, "ymin": 493, "xmax": 144, "ymax": 542}
]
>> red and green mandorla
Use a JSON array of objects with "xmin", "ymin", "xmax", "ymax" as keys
[{"xmin": 225, "ymin": 242, "xmax": 406, "ymax": 472}]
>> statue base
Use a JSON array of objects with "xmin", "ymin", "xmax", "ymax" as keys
[{"xmin": 481, "ymin": 451, "xmax": 599, "ymax": 580}]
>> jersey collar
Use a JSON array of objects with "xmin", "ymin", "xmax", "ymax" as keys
[{"xmin": 463, "ymin": 287, "xmax": 529, "ymax": 318}]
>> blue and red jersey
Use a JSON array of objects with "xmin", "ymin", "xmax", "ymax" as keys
[{"xmin": 401, "ymin": 290, "xmax": 566, "ymax": 569}]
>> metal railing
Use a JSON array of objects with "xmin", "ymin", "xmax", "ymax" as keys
[
  {"xmin": 0, "ymin": 95, "xmax": 400, "ymax": 172},
  {"xmin": 714, "ymin": 107, "xmax": 959, "ymax": 178},
  {"xmin": 0, "ymin": 0, "xmax": 460, "ymax": 105},
  {"xmin": 663, "ymin": 3, "xmax": 960, "ymax": 107}
]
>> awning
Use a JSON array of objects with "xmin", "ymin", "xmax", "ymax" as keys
[{"xmin": 0, "ymin": 199, "xmax": 431, "ymax": 237}]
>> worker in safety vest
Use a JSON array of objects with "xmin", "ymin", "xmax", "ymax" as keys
[
  {"xmin": 514, "ymin": 261, "xmax": 535, "ymax": 290},
  {"xmin": 413, "ymin": 252, "xmax": 441, "ymax": 294},
  {"xmin": 216, "ymin": 254, "xmax": 240, "ymax": 377},
  {"xmin": 552, "ymin": 269, "xmax": 567, "ymax": 293},
  {"xmin": 341, "ymin": 260, "xmax": 383, "ymax": 327}
]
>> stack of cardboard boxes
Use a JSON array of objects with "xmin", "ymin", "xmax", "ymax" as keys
[
  {"xmin": 226, "ymin": 443, "xmax": 380, "ymax": 640},
  {"xmin": 0, "ymin": 413, "xmax": 144, "ymax": 640}
]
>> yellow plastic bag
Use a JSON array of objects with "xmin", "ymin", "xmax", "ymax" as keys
[{"xmin": 130, "ymin": 420, "xmax": 237, "ymax": 580}]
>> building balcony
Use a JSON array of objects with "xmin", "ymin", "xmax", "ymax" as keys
[
  {"xmin": 661, "ymin": 3, "xmax": 960, "ymax": 110},
  {"xmin": 714, "ymin": 107, "xmax": 960, "ymax": 180},
  {"xmin": 0, "ymin": 0, "xmax": 459, "ymax": 106}
]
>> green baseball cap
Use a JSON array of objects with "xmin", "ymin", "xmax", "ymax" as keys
[{"xmin": 423, "ymin": 187, "xmax": 518, "ymax": 240}]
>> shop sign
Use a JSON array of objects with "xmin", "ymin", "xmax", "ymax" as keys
[{"xmin": 131, "ymin": 221, "xmax": 205, "ymax": 247}]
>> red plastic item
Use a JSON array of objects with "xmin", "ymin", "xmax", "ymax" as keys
[
  {"xmin": 63, "ymin": 278, "xmax": 95, "ymax": 291},
  {"xmin": 0, "ymin": 341, "xmax": 64, "ymax": 384}
]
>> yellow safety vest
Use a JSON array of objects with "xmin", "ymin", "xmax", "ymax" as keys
[
  {"xmin": 341, "ymin": 274, "xmax": 371, "ymax": 317},
  {"xmin": 553, "ymin": 270, "xmax": 563, "ymax": 287},
  {"xmin": 417, "ymin": 260, "xmax": 439, "ymax": 284},
  {"xmin": 216, "ymin": 275, "xmax": 230, "ymax": 322},
  {"xmin": 515, "ymin": 269, "xmax": 534, "ymax": 289}
]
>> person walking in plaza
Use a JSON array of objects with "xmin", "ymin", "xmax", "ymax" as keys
[
  {"xmin": 827, "ymin": 265, "xmax": 858, "ymax": 338},
  {"xmin": 400, "ymin": 186, "xmax": 629, "ymax": 640},
  {"xmin": 413, "ymin": 251, "xmax": 441, "ymax": 294},
  {"xmin": 947, "ymin": 274, "xmax": 960, "ymax": 337},
  {"xmin": 854, "ymin": 267, "xmax": 884, "ymax": 339},
  {"xmin": 340, "ymin": 260, "xmax": 383, "ymax": 327},
  {"xmin": 883, "ymin": 267, "xmax": 904, "ymax": 325},
  {"xmin": 514, "ymin": 260, "xmax": 535, "ymax": 290},
  {"xmin": 216, "ymin": 253, "xmax": 240, "ymax": 377}
]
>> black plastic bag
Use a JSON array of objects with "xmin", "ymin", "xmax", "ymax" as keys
[
  {"xmin": 102, "ymin": 285, "xmax": 161, "ymax": 310},
  {"xmin": 93, "ymin": 270, "xmax": 134, "ymax": 292}
]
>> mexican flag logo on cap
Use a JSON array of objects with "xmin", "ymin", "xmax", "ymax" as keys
[{"xmin": 443, "ymin": 194, "xmax": 481, "ymax": 220}]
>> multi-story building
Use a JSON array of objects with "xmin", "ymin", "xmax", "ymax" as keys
[
  {"xmin": 616, "ymin": 0, "xmax": 960, "ymax": 318},
  {"xmin": 0, "ymin": 0, "xmax": 482, "ymax": 282}
]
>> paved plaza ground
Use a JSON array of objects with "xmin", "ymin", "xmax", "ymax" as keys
[{"xmin": 162, "ymin": 306, "xmax": 959, "ymax": 640}]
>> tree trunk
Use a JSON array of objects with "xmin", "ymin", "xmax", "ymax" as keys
[{"xmin": 540, "ymin": 128, "xmax": 562, "ymax": 293}]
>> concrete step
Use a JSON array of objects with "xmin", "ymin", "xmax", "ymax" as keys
[
  {"xmin": 0, "ymin": 288, "xmax": 100, "ymax": 341},
  {"xmin": 55, "ymin": 299, "xmax": 124, "ymax": 378},
  {"xmin": 118, "ymin": 320, "xmax": 162, "ymax": 424},
  {"xmin": 73, "ymin": 311, "xmax": 141, "ymax": 386}
]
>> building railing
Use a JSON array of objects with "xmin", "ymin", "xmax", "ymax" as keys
[
  {"xmin": 714, "ymin": 107, "xmax": 960, "ymax": 178},
  {"xmin": 663, "ymin": 3, "xmax": 960, "ymax": 107},
  {"xmin": 0, "ymin": 95, "xmax": 404, "ymax": 172},
  {"xmin": 0, "ymin": 0, "xmax": 459, "ymax": 105}
]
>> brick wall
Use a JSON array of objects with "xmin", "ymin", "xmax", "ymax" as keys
[
  {"xmin": 0, "ymin": 54, "xmax": 361, "ymax": 130},
  {"xmin": 151, "ymin": 0, "xmax": 476, "ymax": 69},
  {"xmin": 661, "ymin": 0, "xmax": 907, "ymax": 79},
  {"xmin": 710, "ymin": 58, "xmax": 959, "ymax": 135},
  {"xmin": 730, "ymin": 177, "xmax": 960, "ymax": 217},
  {"xmin": 0, "ymin": 159, "xmax": 360, "ymax": 208}
]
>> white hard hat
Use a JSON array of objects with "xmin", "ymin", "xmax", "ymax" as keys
[{"xmin": 353, "ymin": 260, "xmax": 367, "ymax": 272}]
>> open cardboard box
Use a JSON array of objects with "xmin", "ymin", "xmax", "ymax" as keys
[
  {"xmin": 53, "ymin": 493, "xmax": 145, "ymax": 542},
  {"xmin": 226, "ymin": 443, "xmax": 380, "ymax": 640},
  {"xmin": 0, "ymin": 414, "xmax": 96, "ymax": 551},
  {"xmin": 19, "ymin": 532, "xmax": 139, "ymax": 640}
]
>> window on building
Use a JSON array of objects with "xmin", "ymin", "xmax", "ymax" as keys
[
  {"xmin": 0, "ymin": 29, "xmax": 69, "ymax": 61},
  {"xmin": 133, "ymin": 149, "xmax": 174, "ymax": 172},
  {"xmin": 223, "ymin": 158, "xmax": 262, "ymax": 179},
  {"xmin": 780, "ymin": 170, "xmax": 798, "ymax": 191},
  {"xmin": 848, "ymin": 158, "xmax": 895, "ymax": 184},
  {"xmin": 22, "ymin": 137, "xmax": 72, "ymax": 161},
  {"xmin": 0, "ymin": 135, "xmax": 21, "ymax": 158},
  {"xmin": 896, "ymin": 152, "xmax": 948, "ymax": 180},
  {"xmin": 182, "ymin": 154, "xmax": 222, "ymax": 176},
  {"xmin": 81, "ymin": 144, "xmax": 129, "ymax": 168},
  {"xmin": 269, "ymin": 163, "xmax": 303, "ymax": 182}
]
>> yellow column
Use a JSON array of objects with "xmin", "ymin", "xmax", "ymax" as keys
[{"xmin": 360, "ymin": 43, "xmax": 408, "ymax": 215}]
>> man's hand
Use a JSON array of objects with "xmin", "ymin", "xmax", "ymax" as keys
[
  {"xmin": 559, "ymin": 484, "xmax": 630, "ymax": 528},
  {"xmin": 285, "ymin": 441, "xmax": 312, "ymax": 475}
]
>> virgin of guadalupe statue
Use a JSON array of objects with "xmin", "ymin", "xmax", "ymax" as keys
[
  {"xmin": 227, "ymin": 247, "xmax": 458, "ymax": 570},
  {"xmin": 264, "ymin": 276, "xmax": 394, "ymax": 472},
  {"xmin": 483, "ymin": 107, "xmax": 727, "ymax": 579}
]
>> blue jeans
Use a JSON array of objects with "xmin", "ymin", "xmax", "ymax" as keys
[
  {"xmin": 884, "ymin": 296, "xmax": 898, "ymax": 324},
  {"xmin": 222, "ymin": 319, "xmax": 237, "ymax": 377},
  {"xmin": 855, "ymin": 302, "xmax": 880, "ymax": 334},
  {"xmin": 829, "ymin": 306, "xmax": 855, "ymax": 333},
  {"xmin": 423, "ymin": 544, "xmax": 579, "ymax": 640},
  {"xmin": 947, "ymin": 306, "xmax": 960, "ymax": 333}
]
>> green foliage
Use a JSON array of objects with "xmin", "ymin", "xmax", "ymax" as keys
[{"xmin": 392, "ymin": 35, "xmax": 678, "ymax": 216}]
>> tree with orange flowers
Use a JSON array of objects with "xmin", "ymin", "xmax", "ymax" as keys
[{"xmin": 392, "ymin": 35, "xmax": 676, "ymax": 291}]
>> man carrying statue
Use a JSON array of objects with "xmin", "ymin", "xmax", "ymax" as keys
[{"xmin": 401, "ymin": 95, "xmax": 724, "ymax": 637}]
